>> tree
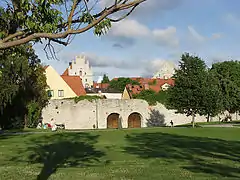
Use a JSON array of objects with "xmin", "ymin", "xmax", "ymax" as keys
[
  {"xmin": 133, "ymin": 90, "xmax": 168, "ymax": 106},
  {"xmin": 146, "ymin": 109, "xmax": 166, "ymax": 127},
  {"xmin": 108, "ymin": 77, "xmax": 140, "ymax": 92},
  {"xmin": 0, "ymin": 0, "xmax": 146, "ymax": 50},
  {"xmin": 211, "ymin": 61, "xmax": 240, "ymax": 115},
  {"xmin": 199, "ymin": 70, "xmax": 223, "ymax": 122},
  {"xmin": 102, "ymin": 74, "xmax": 109, "ymax": 83},
  {"xmin": 0, "ymin": 44, "xmax": 49, "ymax": 129},
  {"xmin": 167, "ymin": 53, "xmax": 208, "ymax": 128}
]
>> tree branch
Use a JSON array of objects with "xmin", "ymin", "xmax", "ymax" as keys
[
  {"xmin": 108, "ymin": 3, "xmax": 139, "ymax": 22},
  {"xmin": 1, "ymin": 31, "xmax": 25, "ymax": 42},
  {"xmin": 67, "ymin": 0, "xmax": 78, "ymax": 29},
  {"xmin": 0, "ymin": 0, "xmax": 146, "ymax": 49}
]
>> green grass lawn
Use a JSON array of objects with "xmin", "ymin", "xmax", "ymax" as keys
[{"xmin": 0, "ymin": 128, "xmax": 240, "ymax": 180}]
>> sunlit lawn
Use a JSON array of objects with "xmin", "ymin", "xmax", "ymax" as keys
[{"xmin": 0, "ymin": 127, "xmax": 240, "ymax": 180}]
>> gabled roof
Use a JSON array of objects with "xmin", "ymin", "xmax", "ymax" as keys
[
  {"xmin": 61, "ymin": 75, "xmax": 86, "ymax": 96},
  {"xmin": 62, "ymin": 64, "xmax": 72, "ymax": 76},
  {"xmin": 62, "ymin": 68, "xmax": 68, "ymax": 76}
]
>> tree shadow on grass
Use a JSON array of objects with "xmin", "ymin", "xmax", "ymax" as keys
[
  {"xmin": 10, "ymin": 132, "xmax": 105, "ymax": 180},
  {"xmin": 124, "ymin": 132, "xmax": 240, "ymax": 178}
]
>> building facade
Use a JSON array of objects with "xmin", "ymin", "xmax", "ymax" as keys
[
  {"xmin": 64, "ymin": 55, "xmax": 93, "ymax": 88},
  {"xmin": 153, "ymin": 61, "xmax": 176, "ymax": 79},
  {"xmin": 44, "ymin": 66, "xmax": 77, "ymax": 99}
]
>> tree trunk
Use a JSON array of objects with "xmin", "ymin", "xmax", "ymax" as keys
[
  {"xmin": 24, "ymin": 114, "xmax": 27, "ymax": 129},
  {"xmin": 207, "ymin": 114, "xmax": 210, "ymax": 122},
  {"xmin": 192, "ymin": 113, "xmax": 195, "ymax": 128}
]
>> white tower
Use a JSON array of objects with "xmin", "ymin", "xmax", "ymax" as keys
[{"xmin": 68, "ymin": 55, "xmax": 94, "ymax": 88}]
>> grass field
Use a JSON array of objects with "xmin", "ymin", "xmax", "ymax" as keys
[{"xmin": 0, "ymin": 128, "xmax": 240, "ymax": 180}]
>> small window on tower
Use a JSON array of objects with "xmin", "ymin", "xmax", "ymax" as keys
[
  {"xmin": 79, "ymin": 71, "xmax": 82, "ymax": 76},
  {"xmin": 85, "ymin": 79, "xmax": 87, "ymax": 82}
]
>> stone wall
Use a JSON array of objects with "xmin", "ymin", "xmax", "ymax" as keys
[{"xmin": 42, "ymin": 99, "xmax": 228, "ymax": 130}]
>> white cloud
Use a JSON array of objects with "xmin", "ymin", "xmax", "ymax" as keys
[
  {"xmin": 109, "ymin": 19, "xmax": 150, "ymax": 38},
  {"xmin": 187, "ymin": 26, "xmax": 222, "ymax": 44},
  {"xmin": 211, "ymin": 33, "xmax": 222, "ymax": 39},
  {"xmin": 188, "ymin": 26, "xmax": 206, "ymax": 43},
  {"xmin": 153, "ymin": 27, "xmax": 179, "ymax": 47},
  {"xmin": 107, "ymin": 19, "xmax": 179, "ymax": 48},
  {"xmin": 224, "ymin": 13, "xmax": 240, "ymax": 25}
]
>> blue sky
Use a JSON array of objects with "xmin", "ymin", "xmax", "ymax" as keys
[{"xmin": 34, "ymin": 0, "xmax": 240, "ymax": 80}]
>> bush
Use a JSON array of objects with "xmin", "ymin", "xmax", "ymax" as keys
[
  {"xmin": 74, "ymin": 95, "xmax": 103, "ymax": 103},
  {"xmin": 27, "ymin": 101, "xmax": 41, "ymax": 128},
  {"xmin": 133, "ymin": 90, "xmax": 169, "ymax": 106}
]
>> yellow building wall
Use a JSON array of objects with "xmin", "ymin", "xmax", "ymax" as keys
[
  {"xmin": 45, "ymin": 66, "xmax": 77, "ymax": 99},
  {"xmin": 121, "ymin": 87, "xmax": 131, "ymax": 99}
]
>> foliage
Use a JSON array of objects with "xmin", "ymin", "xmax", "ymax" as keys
[
  {"xmin": 27, "ymin": 101, "xmax": 42, "ymax": 128},
  {"xmin": 167, "ymin": 53, "xmax": 208, "ymax": 127},
  {"xmin": 101, "ymin": 74, "xmax": 110, "ymax": 83},
  {"xmin": 108, "ymin": 77, "xmax": 140, "ymax": 92},
  {"xmin": 0, "ymin": 0, "xmax": 145, "ymax": 49},
  {"xmin": 199, "ymin": 70, "xmax": 223, "ymax": 121},
  {"xmin": 133, "ymin": 89, "xmax": 168, "ymax": 106},
  {"xmin": 74, "ymin": 95, "xmax": 103, "ymax": 103},
  {"xmin": 211, "ymin": 61, "xmax": 240, "ymax": 114},
  {"xmin": 146, "ymin": 110, "xmax": 166, "ymax": 127},
  {"xmin": 0, "ymin": 44, "xmax": 48, "ymax": 129}
]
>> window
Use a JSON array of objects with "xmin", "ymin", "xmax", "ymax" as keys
[
  {"xmin": 79, "ymin": 71, "xmax": 82, "ymax": 76},
  {"xmin": 58, "ymin": 90, "xmax": 64, "ymax": 97},
  {"xmin": 85, "ymin": 79, "xmax": 87, "ymax": 82},
  {"xmin": 47, "ymin": 90, "xmax": 54, "ymax": 97},
  {"xmin": 85, "ymin": 72, "xmax": 87, "ymax": 75}
]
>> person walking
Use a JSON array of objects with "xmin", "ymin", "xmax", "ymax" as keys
[{"xmin": 170, "ymin": 120, "xmax": 174, "ymax": 127}]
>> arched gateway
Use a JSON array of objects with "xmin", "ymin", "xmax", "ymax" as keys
[
  {"xmin": 128, "ymin": 112, "xmax": 141, "ymax": 128},
  {"xmin": 107, "ymin": 113, "xmax": 120, "ymax": 129}
]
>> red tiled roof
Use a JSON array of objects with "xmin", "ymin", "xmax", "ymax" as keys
[
  {"xmin": 125, "ymin": 78, "xmax": 175, "ymax": 96},
  {"xmin": 62, "ymin": 64, "xmax": 72, "ymax": 76},
  {"xmin": 93, "ymin": 82, "xmax": 110, "ymax": 89},
  {"xmin": 61, "ymin": 75, "xmax": 86, "ymax": 96},
  {"xmin": 62, "ymin": 68, "xmax": 68, "ymax": 76}
]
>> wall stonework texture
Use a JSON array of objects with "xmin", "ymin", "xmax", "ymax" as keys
[{"xmin": 42, "ymin": 99, "xmax": 230, "ymax": 130}]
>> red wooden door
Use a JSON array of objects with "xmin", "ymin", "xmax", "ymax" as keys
[
  {"xmin": 128, "ymin": 113, "xmax": 141, "ymax": 128},
  {"xmin": 107, "ymin": 113, "xmax": 119, "ymax": 128}
]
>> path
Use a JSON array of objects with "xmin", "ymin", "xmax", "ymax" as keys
[{"xmin": 202, "ymin": 124, "xmax": 240, "ymax": 128}]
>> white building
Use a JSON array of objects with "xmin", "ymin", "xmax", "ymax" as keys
[
  {"xmin": 153, "ymin": 61, "xmax": 177, "ymax": 79},
  {"xmin": 63, "ymin": 55, "xmax": 93, "ymax": 88}
]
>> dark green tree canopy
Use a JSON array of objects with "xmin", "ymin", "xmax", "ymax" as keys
[
  {"xmin": 108, "ymin": 77, "xmax": 139, "ymax": 92},
  {"xmin": 0, "ymin": 44, "xmax": 49, "ymax": 129},
  {"xmin": 0, "ymin": 0, "xmax": 146, "ymax": 50},
  {"xmin": 101, "ymin": 74, "xmax": 110, "ymax": 83},
  {"xmin": 199, "ymin": 70, "xmax": 223, "ymax": 121},
  {"xmin": 167, "ymin": 53, "xmax": 208, "ymax": 116},
  {"xmin": 211, "ymin": 61, "xmax": 240, "ymax": 113}
]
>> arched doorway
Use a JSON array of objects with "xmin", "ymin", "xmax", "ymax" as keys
[
  {"xmin": 107, "ymin": 113, "xmax": 120, "ymax": 129},
  {"xmin": 128, "ymin": 112, "xmax": 141, "ymax": 128}
]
